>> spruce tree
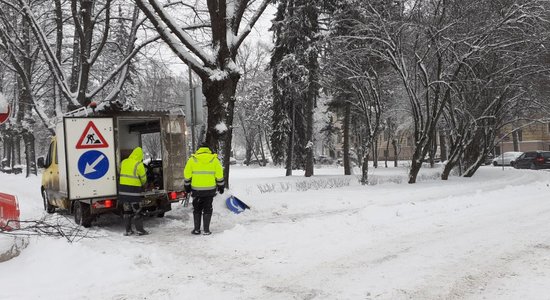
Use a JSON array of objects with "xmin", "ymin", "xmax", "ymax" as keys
[{"xmin": 270, "ymin": 0, "xmax": 319, "ymax": 176}]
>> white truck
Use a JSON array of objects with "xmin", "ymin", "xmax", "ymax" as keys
[{"xmin": 38, "ymin": 108, "xmax": 188, "ymax": 227}]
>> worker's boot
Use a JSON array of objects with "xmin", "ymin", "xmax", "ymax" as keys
[
  {"xmin": 191, "ymin": 212, "xmax": 201, "ymax": 235},
  {"xmin": 203, "ymin": 213, "xmax": 212, "ymax": 235},
  {"xmin": 123, "ymin": 214, "xmax": 134, "ymax": 236},
  {"xmin": 133, "ymin": 214, "xmax": 148, "ymax": 236}
]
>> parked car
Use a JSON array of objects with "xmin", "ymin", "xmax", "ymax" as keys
[
  {"xmin": 492, "ymin": 151, "xmax": 523, "ymax": 166},
  {"xmin": 513, "ymin": 151, "xmax": 550, "ymax": 169}
]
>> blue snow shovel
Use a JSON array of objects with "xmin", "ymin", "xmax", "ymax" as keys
[{"xmin": 226, "ymin": 196, "xmax": 250, "ymax": 214}]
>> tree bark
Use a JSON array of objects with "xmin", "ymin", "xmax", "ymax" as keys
[
  {"xmin": 23, "ymin": 130, "xmax": 36, "ymax": 176},
  {"xmin": 439, "ymin": 129, "xmax": 447, "ymax": 162},
  {"xmin": 361, "ymin": 150, "xmax": 369, "ymax": 185},
  {"xmin": 286, "ymin": 100, "xmax": 296, "ymax": 176},
  {"xmin": 304, "ymin": 90, "xmax": 314, "ymax": 177},
  {"xmin": 392, "ymin": 139, "xmax": 398, "ymax": 167},
  {"xmin": 343, "ymin": 102, "xmax": 351, "ymax": 175}
]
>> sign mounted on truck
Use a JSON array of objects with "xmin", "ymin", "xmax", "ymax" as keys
[
  {"xmin": 75, "ymin": 121, "xmax": 109, "ymax": 149},
  {"xmin": 64, "ymin": 118, "xmax": 117, "ymax": 200}
]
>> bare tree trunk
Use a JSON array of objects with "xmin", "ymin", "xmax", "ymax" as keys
[
  {"xmin": 286, "ymin": 100, "xmax": 296, "ymax": 176},
  {"xmin": 2, "ymin": 132, "xmax": 13, "ymax": 170},
  {"xmin": 361, "ymin": 150, "xmax": 369, "ymax": 185},
  {"xmin": 372, "ymin": 139, "xmax": 379, "ymax": 168},
  {"xmin": 392, "ymin": 138, "xmax": 398, "ymax": 167},
  {"xmin": 23, "ymin": 130, "xmax": 36, "ymax": 177},
  {"xmin": 14, "ymin": 136, "xmax": 21, "ymax": 166},
  {"xmin": 238, "ymin": 113, "xmax": 256, "ymax": 165},
  {"xmin": 221, "ymin": 78, "xmax": 239, "ymax": 189},
  {"xmin": 385, "ymin": 137, "xmax": 390, "ymax": 168},
  {"xmin": 305, "ymin": 92, "xmax": 314, "ymax": 178},
  {"xmin": 343, "ymin": 102, "xmax": 351, "ymax": 175},
  {"xmin": 439, "ymin": 129, "xmax": 447, "ymax": 161},
  {"xmin": 258, "ymin": 125, "xmax": 266, "ymax": 165},
  {"xmin": 75, "ymin": 0, "xmax": 94, "ymax": 106},
  {"xmin": 69, "ymin": 21, "xmax": 80, "ymax": 109},
  {"xmin": 263, "ymin": 129, "xmax": 272, "ymax": 157},
  {"xmin": 512, "ymin": 130, "xmax": 519, "ymax": 151},
  {"xmin": 429, "ymin": 128, "xmax": 437, "ymax": 168}
]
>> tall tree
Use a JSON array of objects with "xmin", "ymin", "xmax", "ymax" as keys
[
  {"xmin": 270, "ymin": 0, "xmax": 319, "ymax": 177},
  {"xmin": 234, "ymin": 42, "xmax": 272, "ymax": 166},
  {"xmin": 14, "ymin": 0, "xmax": 154, "ymax": 113},
  {"xmin": 0, "ymin": 4, "xmax": 43, "ymax": 176},
  {"xmin": 323, "ymin": 0, "xmax": 396, "ymax": 180},
  {"xmin": 134, "ymin": 0, "xmax": 271, "ymax": 186}
]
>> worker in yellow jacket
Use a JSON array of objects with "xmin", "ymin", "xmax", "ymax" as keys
[
  {"xmin": 118, "ymin": 147, "xmax": 148, "ymax": 236},
  {"xmin": 184, "ymin": 142, "xmax": 224, "ymax": 235}
]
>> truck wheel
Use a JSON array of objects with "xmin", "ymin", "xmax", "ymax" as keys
[
  {"xmin": 74, "ymin": 201, "xmax": 92, "ymax": 228},
  {"xmin": 42, "ymin": 189, "xmax": 55, "ymax": 214},
  {"xmin": 156, "ymin": 212, "xmax": 165, "ymax": 218}
]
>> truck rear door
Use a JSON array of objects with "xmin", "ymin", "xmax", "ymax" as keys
[
  {"xmin": 161, "ymin": 115, "xmax": 187, "ymax": 192},
  {"xmin": 64, "ymin": 117, "xmax": 117, "ymax": 200}
]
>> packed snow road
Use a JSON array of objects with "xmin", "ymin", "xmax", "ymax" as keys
[{"xmin": 1, "ymin": 165, "xmax": 550, "ymax": 300}]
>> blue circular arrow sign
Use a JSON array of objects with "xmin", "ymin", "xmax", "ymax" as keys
[{"xmin": 78, "ymin": 150, "xmax": 109, "ymax": 180}]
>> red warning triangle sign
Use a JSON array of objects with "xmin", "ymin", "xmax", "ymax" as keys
[{"xmin": 76, "ymin": 121, "xmax": 109, "ymax": 149}]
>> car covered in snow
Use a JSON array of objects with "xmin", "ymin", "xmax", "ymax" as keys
[{"xmin": 492, "ymin": 151, "xmax": 523, "ymax": 166}]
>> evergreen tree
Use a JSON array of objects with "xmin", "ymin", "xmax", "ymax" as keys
[{"xmin": 270, "ymin": 0, "xmax": 319, "ymax": 176}]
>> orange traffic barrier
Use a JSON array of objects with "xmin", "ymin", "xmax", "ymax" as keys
[{"xmin": 0, "ymin": 192, "xmax": 20, "ymax": 231}]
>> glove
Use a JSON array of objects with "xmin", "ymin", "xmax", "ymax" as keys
[
  {"xmin": 184, "ymin": 185, "xmax": 191, "ymax": 193},
  {"xmin": 218, "ymin": 186, "xmax": 224, "ymax": 194}
]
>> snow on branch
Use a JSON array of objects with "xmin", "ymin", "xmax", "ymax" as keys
[
  {"xmin": 135, "ymin": 0, "xmax": 212, "ymax": 78},
  {"xmin": 233, "ymin": 0, "xmax": 271, "ymax": 51},
  {"xmin": 87, "ymin": 34, "xmax": 162, "ymax": 99},
  {"xmin": 17, "ymin": 0, "xmax": 78, "ymax": 107}
]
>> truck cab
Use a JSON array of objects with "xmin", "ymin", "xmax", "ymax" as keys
[{"xmin": 38, "ymin": 109, "xmax": 188, "ymax": 227}]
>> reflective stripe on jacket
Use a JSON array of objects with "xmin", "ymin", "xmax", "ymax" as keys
[
  {"xmin": 119, "ymin": 147, "xmax": 147, "ymax": 187},
  {"xmin": 184, "ymin": 147, "xmax": 224, "ymax": 193}
]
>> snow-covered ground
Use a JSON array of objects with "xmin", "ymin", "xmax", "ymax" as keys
[{"xmin": 1, "ymin": 164, "xmax": 550, "ymax": 300}]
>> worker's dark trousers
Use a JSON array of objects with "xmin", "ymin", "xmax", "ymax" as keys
[
  {"xmin": 192, "ymin": 196, "xmax": 213, "ymax": 232},
  {"xmin": 123, "ymin": 202, "xmax": 145, "ymax": 233}
]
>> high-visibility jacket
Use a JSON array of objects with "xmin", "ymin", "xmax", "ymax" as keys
[
  {"xmin": 184, "ymin": 147, "xmax": 224, "ymax": 197},
  {"xmin": 118, "ymin": 147, "xmax": 147, "ymax": 202}
]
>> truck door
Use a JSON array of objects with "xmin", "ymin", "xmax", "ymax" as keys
[
  {"xmin": 161, "ymin": 115, "xmax": 187, "ymax": 191},
  {"xmin": 64, "ymin": 117, "xmax": 117, "ymax": 200},
  {"xmin": 43, "ymin": 139, "xmax": 59, "ymax": 193}
]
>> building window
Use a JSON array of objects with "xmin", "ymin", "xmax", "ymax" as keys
[{"xmin": 547, "ymin": 123, "xmax": 550, "ymax": 133}]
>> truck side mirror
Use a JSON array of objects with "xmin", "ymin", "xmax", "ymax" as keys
[{"xmin": 37, "ymin": 157, "xmax": 45, "ymax": 169}]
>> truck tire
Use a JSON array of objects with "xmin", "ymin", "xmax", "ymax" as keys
[
  {"xmin": 42, "ymin": 189, "xmax": 55, "ymax": 214},
  {"xmin": 156, "ymin": 212, "xmax": 165, "ymax": 218},
  {"xmin": 74, "ymin": 201, "xmax": 92, "ymax": 228}
]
